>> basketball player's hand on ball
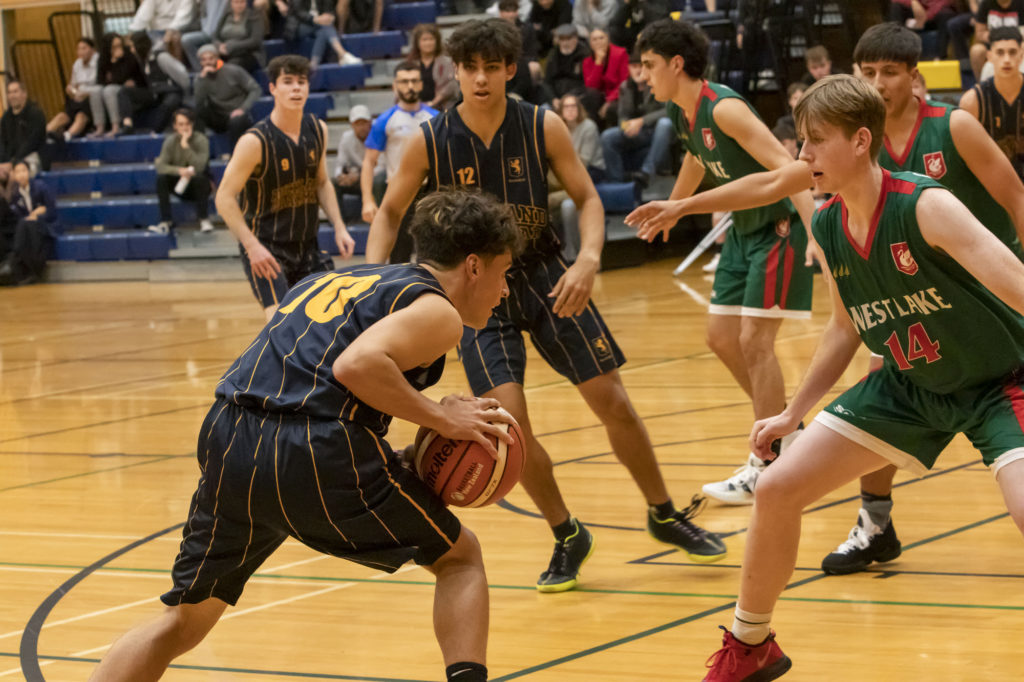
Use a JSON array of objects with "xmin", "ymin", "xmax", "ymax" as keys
[
  {"xmin": 334, "ymin": 225, "xmax": 356, "ymax": 258},
  {"xmin": 438, "ymin": 394, "xmax": 516, "ymax": 458},
  {"xmin": 246, "ymin": 241, "xmax": 282, "ymax": 280},
  {"xmin": 625, "ymin": 200, "xmax": 688, "ymax": 242},
  {"xmin": 749, "ymin": 412, "xmax": 800, "ymax": 462},
  {"xmin": 549, "ymin": 255, "xmax": 598, "ymax": 317}
]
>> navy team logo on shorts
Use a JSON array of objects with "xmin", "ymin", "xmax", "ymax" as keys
[
  {"xmin": 890, "ymin": 242, "xmax": 919, "ymax": 276},
  {"xmin": 702, "ymin": 128, "xmax": 716, "ymax": 150},
  {"xmin": 923, "ymin": 151, "xmax": 947, "ymax": 179}
]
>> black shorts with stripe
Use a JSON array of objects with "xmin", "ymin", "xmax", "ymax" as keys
[
  {"xmin": 459, "ymin": 255, "xmax": 626, "ymax": 396},
  {"xmin": 239, "ymin": 241, "xmax": 335, "ymax": 309},
  {"xmin": 161, "ymin": 399, "xmax": 461, "ymax": 607}
]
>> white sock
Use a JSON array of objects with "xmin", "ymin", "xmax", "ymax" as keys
[{"xmin": 731, "ymin": 607, "xmax": 772, "ymax": 646}]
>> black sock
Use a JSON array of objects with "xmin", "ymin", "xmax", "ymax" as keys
[
  {"xmin": 446, "ymin": 661, "xmax": 487, "ymax": 681},
  {"xmin": 552, "ymin": 517, "xmax": 576, "ymax": 542},
  {"xmin": 650, "ymin": 499, "xmax": 675, "ymax": 521}
]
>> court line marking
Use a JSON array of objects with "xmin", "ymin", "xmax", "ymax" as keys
[
  {"xmin": 0, "ymin": 403, "xmax": 209, "ymax": 445},
  {"xmin": 0, "ymin": 456, "xmax": 177, "ymax": 494}
]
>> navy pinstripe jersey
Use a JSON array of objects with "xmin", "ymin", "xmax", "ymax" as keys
[
  {"xmin": 242, "ymin": 113, "xmax": 324, "ymax": 246},
  {"xmin": 421, "ymin": 97, "xmax": 561, "ymax": 262},
  {"xmin": 216, "ymin": 263, "xmax": 448, "ymax": 433}
]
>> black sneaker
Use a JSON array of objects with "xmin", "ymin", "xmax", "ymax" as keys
[
  {"xmin": 536, "ymin": 519, "xmax": 595, "ymax": 593},
  {"xmin": 648, "ymin": 495, "xmax": 727, "ymax": 563},
  {"xmin": 821, "ymin": 508, "xmax": 902, "ymax": 575},
  {"xmin": 631, "ymin": 170, "xmax": 650, "ymax": 189}
]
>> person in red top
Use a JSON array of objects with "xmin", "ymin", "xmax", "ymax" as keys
[{"xmin": 583, "ymin": 27, "xmax": 629, "ymax": 126}]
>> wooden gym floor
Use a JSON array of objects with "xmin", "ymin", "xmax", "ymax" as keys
[{"xmin": 1, "ymin": 258, "xmax": 1022, "ymax": 681}]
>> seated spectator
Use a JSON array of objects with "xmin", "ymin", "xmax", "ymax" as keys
[
  {"xmin": 194, "ymin": 44, "xmax": 262, "ymax": 146},
  {"xmin": 279, "ymin": 0, "xmax": 361, "ymax": 66},
  {"xmin": 549, "ymin": 93, "xmax": 603, "ymax": 261},
  {"xmin": 336, "ymin": 0, "xmax": 383, "ymax": 34},
  {"xmin": 128, "ymin": 32, "xmax": 187, "ymax": 133},
  {"xmin": 0, "ymin": 159, "xmax": 59, "ymax": 286},
  {"xmin": 332, "ymin": 104, "xmax": 381, "ymax": 221},
  {"xmin": 499, "ymin": 0, "xmax": 547, "ymax": 103},
  {"xmin": 89, "ymin": 33, "xmax": 146, "ymax": 137},
  {"xmin": 150, "ymin": 109, "xmax": 214, "ymax": 235},
  {"xmin": 600, "ymin": 52, "xmax": 673, "ymax": 185},
  {"xmin": 610, "ymin": 0, "xmax": 668, "ymax": 53},
  {"xmin": 129, "ymin": 0, "xmax": 201, "ymax": 39},
  {"xmin": 574, "ymin": 0, "xmax": 620, "ymax": 37},
  {"xmin": 531, "ymin": 0, "xmax": 572, "ymax": 56},
  {"xmin": 771, "ymin": 119, "xmax": 797, "ymax": 159},
  {"xmin": 775, "ymin": 81, "xmax": 806, "ymax": 131},
  {"xmin": 948, "ymin": 0, "xmax": 978, "ymax": 61},
  {"xmin": 888, "ymin": 0, "xmax": 956, "ymax": 58},
  {"xmin": 583, "ymin": 27, "xmax": 629, "ymax": 126},
  {"xmin": 183, "ymin": 0, "xmax": 267, "ymax": 72},
  {"xmin": 800, "ymin": 45, "xmax": 835, "ymax": 86},
  {"xmin": 545, "ymin": 24, "xmax": 590, "ymax": 110},
  {"xmin": 408, "ymin": 24, "xmax": 458, "ymax": 111},
  {"xmin": 0, "ymin": 80, "xmax": 47, "ymax": 178},
  {"xmin": 47, "ymin": 38, "xmax": 99, "ymax": 142}
]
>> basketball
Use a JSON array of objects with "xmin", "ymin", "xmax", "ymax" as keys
[{"xmin": 412, "ymin": 410, "xmax": 525, "ymax": 508}]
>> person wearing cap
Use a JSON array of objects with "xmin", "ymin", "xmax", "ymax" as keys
[
  {"xmin": 194, "ymin": 42, "xmax": 262, "ymax": 147},
  {"xmin": 333, "ymin": 104, "xmax": 382, "ymax": 216},
  {"xmin": 544, "ymin": 23, "xmax": 591, "ymax": 111}
]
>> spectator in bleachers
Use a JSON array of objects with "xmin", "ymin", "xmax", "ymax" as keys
[
  {"xmin": 194, "ymin": 44, "xmax": 262, "ymax": 146},
  {"xmin": 183, "ymin": 0, "xmax": 267, "ymax": 73},
  {"xmin": 531, "ymin": 0, "xmax": 573, "ymax": 55},
  {"xmin": 548, "ymin": 92, "xmax": 604, "ymax": 261},
  {"xmin": 89, "ymin": 33, "xmax": 146, "ymax": 137},
  {"xmin": 360, "ymin": 61, "xmax": 437, "ymax": 260},
  {"xmin": 960, "ymin": 26, "xmax": 1024, "ymax": 179},
  {"xmin": 337, "ymin": 0, "xmax": 383, "ymax": 34},
  {"xmin": 0, "ymin": 80, "xmax": 47, "ymax": 178},
  {"xmin": 574, "ymin": 0, "xmax": 620, "ymax": 37},
  {"xmin": 0, "ymin": 159, "xmax": 59, "ymax": 286},
  {"xmin": 973, "ymin": 0, "xmax": 1024, "ymax": 79},
  {"xmin": 129, "ymin": 0, "xmax": 201, "ymax": 38},
  {"xmin": 126, "ymin": 32, "xmax": 187, "ymax": 133},
  {"xmin": 545, "ymin": 24, "xmax": 590, "ymax": 110},
  {"xmin": 775, "ymin": 81, "xmax": 806, "ymax": 132},
  {"xmin": 333, "ymin": 104, "xmax": 379, "ymax": 212},
  {"xmin": 279, "ymin": 0, "xmax": 362, "ymax": 66},
  {"xmin": 799, "ymin": 45, "xmax": 834, "ymax": 86},
  {"xmin": 46, "ymin": 38, "xmax": 99, "ymax": 142},
  {"xmin": 582, "ymin": 27, "xmax": 629, "ymax": 126},
  {"xmin": 499, "ymin": 0, "xmax": 547, "ymax": 103},
  {"xmin": 599, "ymin": 51, "xmax": 673, "ymax": 185},
  {"xmin": 610, "ymin": 0, "xmax": 668, "ymax": 53},
  {"xmin": 771, "ymin": 119, "xmax": 797, "ymax": 159},
  {"xmin": 948, "ymin": 0, "xmax": 979, "ymax": 61},
  {"xmin": 408, "ymin": 24, "xmax": 458, "ymax": 111},
  {"xmin": 149, "ymin": 108, "xmax": 214, "ymax": 235},
  {"xmin": 889, "ymin": 0, "xmax": 956, "ymax": 58}
]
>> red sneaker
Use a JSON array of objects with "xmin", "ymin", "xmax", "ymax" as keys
[{"xmin": 703, "ymin": 626, "xmax": 792, "ymax": 681}]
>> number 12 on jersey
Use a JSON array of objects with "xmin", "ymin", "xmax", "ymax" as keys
[{"xmin": 882, "ymin": 322, "xmax": 942, "ymax": 370}]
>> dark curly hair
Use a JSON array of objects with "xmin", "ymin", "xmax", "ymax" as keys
[
  {"xmin": 446, "ymin": 18, "xmax": 522, "ymax": 67},
  {"xmin": 636, "ymin": 19, "xmax": 709, "ymax": 79},
  {"xmin": 410, "ymin": 188, "xmax": 523, "ymax": 268},
  {"xmin": 267, "ymin": 54, "xmax": 311, "ymax": 83}
]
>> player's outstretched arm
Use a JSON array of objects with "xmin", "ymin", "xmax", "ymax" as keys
[
  {"xmin": 627, "ymin": 160, "xmax": 813, "ymax": 241},
  {"xmin": 215, "ymin": 132, "xmax": 281, "ymax": 281},
  {"xmin": 917, "ymin": 187, "xmax": 1024, "ymax": 315},
  {"xmin": 315, "ymin": 120, "xmax": 354, "ymax": 258},
  {"xmin": 333, "ymin": 294, "xmax": 514, "ymax": 455},
  {"xmin": 625, "ymin": 153, "xmax": 706, "ymax": 242},
  {"xmin": 949, "ymin": 109, "xmax": 1024, "ymax": 246},
  {"xmin": 544, "ymin": 110, "xmax": 603, "ymax": 317},
  {"xmin": 750, "ymin": 263, "xmax": 861, "ymax": 460},
  {"xmin": 364, "ymin": 132, "xmax": 430, "ymax": 263}
]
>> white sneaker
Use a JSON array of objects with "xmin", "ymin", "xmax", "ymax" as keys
[
  {"xmin": 702, "ymin": 252, "xmax": 720, "ymax": 273},
  {"xmin": 147, "ymin": 221, "xmax": 171, "ymax": 235},
  {"xmin": 339, "ymin": 51, "xmax": 362, "ymax": 66},
  {"xmin": 702, "ymin": 453, "xmax": 765, "ymax": 505},
  {"xmin": 199, "ymin": 219, "xmax": 215, "ymax": 233}
]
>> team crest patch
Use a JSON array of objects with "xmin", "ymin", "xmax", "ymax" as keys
[
  {"xmin": 890, "ymin": 242, "xmax": 919, "ymax": 275},
  {"xmin": 507, "ymin": 156, "xmax": 524, "ymax": 179},
  {"xmin": 922, "ymin": 151, "xmax": 946, "ymax": 179},
  {"xmin": 281, "ymin": 158, "xmax": 290, "ymax": 172},
  {"xmin": 591, "ymin": 337, "xmax": 613, "ymax": 360},
  {"xmin": 702, "ymin": 128, "xmax": 716, "ymax": 150},
  {"xmin": 775, "ymin": 217, "xmax": 790, "ymax": 238},
  {"xmin": 309, "ymin": 149, "xmax": 316, "ymax": 163}
]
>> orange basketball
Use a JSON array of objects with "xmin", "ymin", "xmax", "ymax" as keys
[{"xmin": 413, "ymin": 412, "xmax": 525, "ymax": 508}]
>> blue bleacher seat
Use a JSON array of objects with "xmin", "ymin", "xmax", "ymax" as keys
[
  {"xmin": 254, "ymin": 63, "xmax": 370, "ymax": 93},
  {"xmin": 382, "ymin": 2, "xmax": 437, "ymax": 30},
  {"xmin": 595, "ymin": 182, "xmax": 640, "ymax": 213},
  {"xmin": 57, "ymin": 196, "xmax": 214, "ymax": 229},
  {"xmin": 318, "ymin": 223, "xmax": 370, "ymax": 255},
  {"xmin": 42, "ymin": 163, "xmax": 224, "ymax": 198},
  {"xmin": 264, "ymin": 30, "xmax": 407, "ymax": 62},
  {"xmin": 53, "ymin": 230, "xmax": 174, "ymax": 261}
]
